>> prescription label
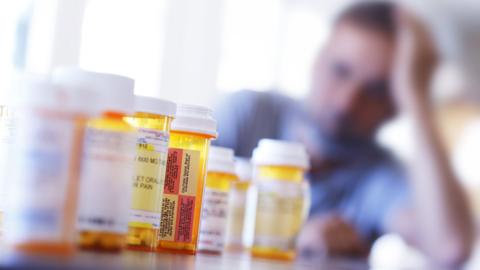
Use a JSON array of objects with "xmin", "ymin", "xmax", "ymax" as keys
[
  {"xmin": 253, "ymin": 181, "xmax": 307, "ymax": 251},
  {"xmin": 129, "ymin": 128, "xmax": 169, "ymax": 229},
  {"xmin": 0, "ymin": 107, "xmax": 14, "ymax": 214},
  {"xmin": 158, "ymin": 148, "xmax": 200, "ymax": 242},
  {"xmin": 77, "ymin": 127, "xmax": 136, "ymax": 234},
  {"xmin": 198, "ymin": 188, "xmax": 229, "ymax": 252},
  {"xmin": 6, "ymin": 113, "xmax": 78, "ymax": 242}
]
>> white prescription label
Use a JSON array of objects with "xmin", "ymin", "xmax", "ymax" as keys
[
  {"xmin": 77, "ymin": 127, "xmax": 136, "ymax": 234},
  {"xmin": 198, "ymin": 188, "xmax": 229, "ymax": 252},
  {"xmin": 6, "ymin": 112, "xmax": 77, "ymax": 243},
  {"xmin": 129, "ymin": 128, "xmax": 169, "ymax": 229},
  {"xmin": 0, "ymin": 108, "xmax": 14, "ymax": 213}
]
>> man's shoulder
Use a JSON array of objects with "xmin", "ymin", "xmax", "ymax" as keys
[
  {"xmin": 214, "ymin": 89, "xmax": 297, "ymax": 156},
  {"xmin": 221, "ymin": 89, "xmax": 296, "ymax": 110}
]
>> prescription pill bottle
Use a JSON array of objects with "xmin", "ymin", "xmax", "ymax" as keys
[
  {"xmin": 251, "ymin": 139, "xmax": 310, "ymax": 261},
  {"xmin": 53, "ymin": 68, "xmax": 136, "ymax": 252},
  {"xmin": 198, "ymin": 146, "xmax": 238, "ymax": 254},
  {"xmin": 0, "ymin": 104, "xmax": 14, "ymax": 238},
  {"xmin": 157, "ymin": 104, "xmax": 217, "ymax": 254},
  {"xmin": 5, "ymin": 74, "xmax": 92, "ymax": 255},
  {"xmin": 225, "ymin": 158, "xmax": 252, "ymax": 252},
  {"xmin": 126, "ymin": 96, "xmax": 176, "ymax": 251}
]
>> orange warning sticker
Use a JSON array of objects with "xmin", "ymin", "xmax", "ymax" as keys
[{"xmin": 159, "ymin": 148, "xmax": 200, "ymax": 242}]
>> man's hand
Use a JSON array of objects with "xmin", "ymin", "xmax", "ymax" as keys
[
  {"xmin": 387, "ymin": 7, "xmax": 474, "ymax": 267},
  {"xmin": 296, "ymin": 215, "xmax": 368, "ymax": 258},
  {"xmin": 392, "ymin": 8, "xmax": 438, "ymax": 111}
]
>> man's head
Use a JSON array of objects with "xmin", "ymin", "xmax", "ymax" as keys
[{"xmin": 309, "ymin": 2, "xmax": 397, "ymax": 144}]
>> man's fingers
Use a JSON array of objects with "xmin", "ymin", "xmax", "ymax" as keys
[
  {"xmin": 395, "ymin": 6, "xmax": 437, "ymax": 52},
  {"xmin": 297, "ymin": 215, "xmax": 369, "ymax": 258}
]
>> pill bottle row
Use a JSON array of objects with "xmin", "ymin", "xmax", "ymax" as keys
[
  {"xmin": 196, "ymin": 139, "xmax": 311, "ymax": 261},
  {"xmin": 1, "ymin": 69, "xmax": 217, "ymax": 255},
  {"xmin": 0, "ymin": 69, "xmax": 311, "ymax": 261}
]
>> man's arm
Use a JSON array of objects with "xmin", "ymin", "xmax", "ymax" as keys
[{"xmin": 388, "ymin": 9, "xmax": 474, "ymax": 267}]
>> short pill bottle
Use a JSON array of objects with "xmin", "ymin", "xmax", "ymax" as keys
[
  {"xmin": 157, "ymin": 104, "xmax": 217, "ymax": 254},
  {"xmin": 198, "ymin": 146, "xmax": 238, "ymax": 254},
  {"xmin": 250, "ymin": 139, "xmax": 310, "ymax": 261},
  {"xmin": 225, "ymin": 158, "xmax": 253, "ymax": 252}
]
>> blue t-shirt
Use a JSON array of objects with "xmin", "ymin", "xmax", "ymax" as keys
[{"xmin": 213, "ymin": 90, "xmax": 408, "ymax": 244}]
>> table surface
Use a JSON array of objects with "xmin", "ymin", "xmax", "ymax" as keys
[{"xmin": 0, "ymin": 250, "xmax": 369, "ymax": 270}]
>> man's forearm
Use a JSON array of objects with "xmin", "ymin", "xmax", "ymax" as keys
[{"xmin": 407, "ymin": 90, "xmax": 474, "ymax": 266}]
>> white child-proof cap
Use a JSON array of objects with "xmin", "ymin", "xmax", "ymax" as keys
[
  {"xmin": 235, "ymin": 158, "xmax": 252, "ymax": 182},
  {"xmin": 134, "ymin": 95, "xmax": 176, "ymax": 117},
  {"xmin": 252, "ymin": 139, "xmax": 310, "ymax": 170},
  {"xmin": 171, "ymin": 104, "xmax": 217, "ymax": 137},
  {"xmin": 13, "ymin": 73, "xmax": 92, "ymax": 113},
  {"xmin": 14, "ymin": 74, "xmax": 62, "ymax": 108},
  {"xmin": 52, "ymin": 68, "xmax": 135, "ymax": 115},
  {"xmin": 207, "ymin": 146, "xmax": 236, "ymax": 175}
]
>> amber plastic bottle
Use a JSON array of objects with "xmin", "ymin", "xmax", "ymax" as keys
[
  {"xmin": 198, "ymin": 146, "xmax": 238, "ymax": 254},
  {"xmin": 126, "ymin": 96, "xmax": 176, "ymax": 251},
  {"xmin": 250, "ymin": 139, "xmax": 310, "ymax": 261},
  {"xmin": 157, "ymin": 104, "xmax": 217, "ymax": 254}
]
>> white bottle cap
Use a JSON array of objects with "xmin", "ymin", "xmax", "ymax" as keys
[
  {"xmin": 52, "ymin": 68, "xmax": 135, "ymax": 115},
  {"xmin": 13, "ymin": 73, "xmax": 93, "ymax": 114},
  {"xmin": 171, "ymin": 104, "xmax": 217, "ymax": 137},
  {"xmin": 235, "ymin": 157, "xmax": 252, "ymax": 182},
  {"xmin": 207, "ymin": 146, "xmax": 236, "ymax": 175},
  {"xmin": 134, "ymin": 95, "xmax": 176, "ymax": 117},
  {"xmin": 252, "ymin": 139, "xmax": 310, "ymax": 169},
  {"xmin": 14, "ymin": 74, "xmax": 62, "ymax": 109}
]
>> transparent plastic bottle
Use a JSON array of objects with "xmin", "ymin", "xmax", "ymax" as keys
[
  {"xmin": 6, "ymin": 74, "xmax": 92, "ymax": 255},
  {"xmin": 126, "ymin": 96, "xmax": 176, "ymax": 251},
  {"xmin": 53, "ymin": 69, "xmax": 136, "ymax": 252},
  {"xmin": 225, "ymin": 157, "xmax": 253, "ymax": 252},
  {"xmin": 250, "ymin": 139, "xmax": 310, "ymax": 261},
  {"xmin": 198, "ymin": 146, "xmax": 238, "ymax": 254},
  {"xmin": 157, "ymin": 104, "xmax": 217, "ymax": 254}
]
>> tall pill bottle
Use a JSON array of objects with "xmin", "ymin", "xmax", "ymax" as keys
[
  {"xmin": 251, "ymin": 139, "xmax": 310, "ymax": 261},
  {"xmin": 157, "ymin": 104, "xmax": 217, "ymax": 254},
  {"xmin": 225, "ymin": 158, "xmax": 252, "ymax": 251},
  {"xmin": 53, "ymin": 69, "xmax": 136, "ymax": 252},
  {"xmin": 198, "ymin": 146, "xmax": 238, "ymax": 254},
  {"xmin": 5, "ymin": 75, "xmax": 91, "ymax": 255},
  {"xmin": 126, "ymin": 96, "xmax": 176, "ymax": 251}
]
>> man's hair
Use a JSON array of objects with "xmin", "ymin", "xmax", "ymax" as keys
[{"xmin": 336, "ymin": 1, "xmax": 396, "ymax": 37}]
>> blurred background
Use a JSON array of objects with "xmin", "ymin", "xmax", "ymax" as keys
[{"xmin": 0, "ymin": 0, "xmax": 479, "ymax": 267}]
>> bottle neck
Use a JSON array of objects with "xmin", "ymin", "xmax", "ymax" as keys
[{"xmin": 102, "ymin": 111, "xmax": 127, "ymax": 119}]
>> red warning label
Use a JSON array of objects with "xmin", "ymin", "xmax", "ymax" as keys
[{"xmin": 159, "ymin": 148, "xmax": 200, "ymax": 242}]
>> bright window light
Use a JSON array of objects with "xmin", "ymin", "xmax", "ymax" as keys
[{"xmin": 79, "ymin": 0, "xmax": 166, "ymax": 97}]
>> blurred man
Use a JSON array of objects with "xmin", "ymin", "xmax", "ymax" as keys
[{"xmin": 214, "ymin": 1, "xmax": 473, "ymax": 266}]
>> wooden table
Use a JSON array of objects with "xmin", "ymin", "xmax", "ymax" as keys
[{"xmin": 0, "ymin": 250, "xmax": 369, "ymax": 270}]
